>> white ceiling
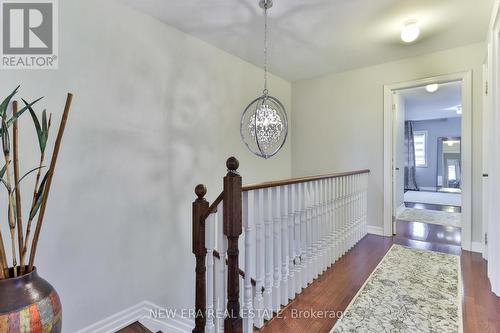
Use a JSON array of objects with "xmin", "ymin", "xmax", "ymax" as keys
[
  {"xmin": 402, "ymin": 81, "xmax": 462, "ymax": 121},
  {"xmin": 122, "ymin": 0, "xmax": 495, "ymax": 81}
]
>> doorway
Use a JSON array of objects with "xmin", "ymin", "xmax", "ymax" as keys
[{"xmin": 383, "ymin": 72, "xmax": 473, "ymax": 250}]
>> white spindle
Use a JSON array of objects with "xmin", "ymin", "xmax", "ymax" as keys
[
  {"xmin": 305, "ymin": 183, "xmax": 314, "ymax": 284},
  {"xmin": 215, "ymin": 204, "xmax": 226, "ymax": 333},
  {"xmin": 242, "ymin": 191, "xmax": 253, "ymax": 333},
  {"xmin": 294, "ymin": 183, "xmax": 304, "ymax": 293},
  {"xmin": 352, "ymin": 175, "xmax": 358, "ymax": 246},
  {"xmin": 364, "ymin": 174, "xmax": 368, "ymax": 237},
  {"xmin": 287, "ymin": 184, "xmax": 296, "ymax": 299},
  {"xmin": 335, "ymin": 177, "xmax": 341, "ymax": 261},
  {"xmin": 358, "ymin": 174, "xmax": 362, "ymax": 240},
  {"xmin": 300, "ymin": 182, "xmax": 309, "ymax": 288},
  {"xmin": 328, "ymin": 178, "xmax": 335, "ymax": 266},
  {"xmin": 340, "ymin": 177, "xmax": 345, "ymax": 257},
  {"xmin": 318, "ymin": 180, "xmax": 324, "ymax": 273},
  {"xmin": 280, "ymin": 185, "xmax": 289, "ymax": 305},
  {"xmin": 253, "ymin": 189, "xmax": 265, "ymax": 328},
  {"xmin": 272, "ymin": 186, "xmax": 282, "ymax": 312},
  {"xmin": 325, "ymin": 178, "xmax": 331, "ymax": 267},
  {"xmin": 321, "ymin": 179, "xmax": 328, "ymax": 272},
  {"xmin": 347, "ymin": 176, "xmax": 353, "ymax": 250},
  {"xmin": 263, "ymin": 188, "xmax": 273, "ymax": 319},
  {"xmin": 313, "ymin": 181, "xmax": 320, "ymax": 278},
  {"xmin": 206, "ymin": 213, "xmax": 216, "ymax": 333},
  {"xmin": 354, "ymin": 175, "xmax": 358, "ymax": 244},
  {"xmin": 342, "ymin": 176, "xmax": 349, "ymax": 254}
]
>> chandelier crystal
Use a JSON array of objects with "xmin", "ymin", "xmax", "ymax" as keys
[{"xmin": 240, "ymin": 0, "xmax": 288, "ymax": 159}]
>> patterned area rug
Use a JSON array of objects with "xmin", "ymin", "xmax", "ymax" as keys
[
  {"xmin": 331, "ymin": 245, "xmax": 462, "ymax": 333},
  {"xmin": 397, "ymin": 208, "xmax": 461, "ymax": 228}
]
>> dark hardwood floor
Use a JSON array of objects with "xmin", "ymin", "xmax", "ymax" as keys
[
  {"xmin": 260, "ymin": 235, "xmax": 393, "ymax": 333},
  {"xmin": 260, "ymin": 232, "xmax": 500, "ymax": 333},
  {"xmin": 405, "ymin": 201, "xmax": 462, "ymax": 213},
  {"xmin": 394, "ymin": 219, "xmax": 462, "ymax": 254}
]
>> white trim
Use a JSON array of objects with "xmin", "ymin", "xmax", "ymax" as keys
[
  {"xmin": 75, "ymin": 301, "xmax": 193, "ymax": 333},
  {"xmin": 487, "ymin": 0, "xmax": 500, "ymax": 297},
  {"xmin": 488, "ymin": 0, "xmax": 500, "ymax": 41},
  {"xmin": 383, "ymin": 72, "xmax": 473, "ymax": 251},
  {"xmin": 471, "ymin": 242, "xmax": 484, "ymax": 254},
  {"xmin": 367, "ymin": 225, "xmax": 385, "ymax": 236}
]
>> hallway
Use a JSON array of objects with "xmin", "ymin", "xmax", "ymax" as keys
[{"xmin": 259, "ymin": 233, "xmax": 500, "ymax": 333}]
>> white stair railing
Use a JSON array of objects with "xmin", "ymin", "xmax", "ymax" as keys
[{"xmin": 192, "ymin": 158, "xmax": 370, "ymax": 333}]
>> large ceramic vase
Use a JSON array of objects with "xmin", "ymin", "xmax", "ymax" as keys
[{"xmin": 0, "ymin": 268, "xmax": 61, "ymax": 332}]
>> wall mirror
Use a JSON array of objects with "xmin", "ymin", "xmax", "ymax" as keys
[{"xmin": 437, "ymin": 137, "xmax": 461, "ymax": 193}]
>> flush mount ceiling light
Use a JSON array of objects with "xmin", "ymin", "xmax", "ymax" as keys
[
  {"xmin": 425, "ymin": 83, "xmax": 439, "ymax": 93},
  {"xmin": 401, "ymin": 20, "xmax": 420, "ymax": 43},
  {"xmin": 240, "ymin": 0, "xmax": 288, "ymax": 159}
]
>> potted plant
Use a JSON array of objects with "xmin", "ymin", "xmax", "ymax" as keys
[{"xmin": 0, "ymin": 87, "xmax": 73, "ymax": 332}]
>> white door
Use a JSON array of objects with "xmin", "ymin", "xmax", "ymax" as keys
[{"xmin": 392, "ymin": 92, "xmax": 406, "ymax": 233}]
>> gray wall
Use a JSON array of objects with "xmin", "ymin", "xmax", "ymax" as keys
[{"xmin": 412, "ymin": 118, "xmax": 462, "ymax": 188}]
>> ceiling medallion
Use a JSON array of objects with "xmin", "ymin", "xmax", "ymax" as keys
[{"xmin": 240, "ymin": 0, "xmax": 288, "ymax": 159}]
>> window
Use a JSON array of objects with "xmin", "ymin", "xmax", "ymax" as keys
[
  {"xmin": 413, "ymin": 131, "xmax": 427, "ymax": 167},
  {"xmin": 448, "ymin": 164, "xmax": 457, "ymax": 181}
]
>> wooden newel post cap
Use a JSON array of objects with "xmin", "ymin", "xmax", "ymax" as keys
[
  {"xmin": 195, "ymin": 184, "xmax": 207, "ymax": 199},
  {"xmin": 226, "ymin": 157, "xmax": 239, "ymax": 172}
]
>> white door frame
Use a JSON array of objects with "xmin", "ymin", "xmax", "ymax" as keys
[
  {"xmin": 383, "ymin": 71, "xmax": 473, "ymax": 250},
  {"xmin": 486, "ymin": 0, "xmax": 500, "ymax": 296}
]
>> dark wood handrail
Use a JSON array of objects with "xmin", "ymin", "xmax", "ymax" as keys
[
  {"xmin": 205, "ymin": 192, "xmax": 224, "ymax": 220},
  {"xmin": 242, "ymin": 169, "xmax": 370, "ymax": 192}
]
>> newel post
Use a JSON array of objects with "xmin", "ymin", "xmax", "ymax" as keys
[
  {"xmin": 223, "ymin": 157, "xmax": 243, "ymax": 333},
  {"xmin": 193, "ymin": 184, "xmax": 209, "ymax": 333}
]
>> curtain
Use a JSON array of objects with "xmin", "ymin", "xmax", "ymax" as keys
[{"xmin": 404, "ymin": 121, "xmax": 419, "ymax": 191}]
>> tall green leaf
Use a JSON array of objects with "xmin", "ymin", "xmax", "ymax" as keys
[
  {"xmin": 6, "ymin": 96, "xmax": 43, "ymax": 128},
  {"xmin": 0, "ymin": 177, "xmax": 11, "ymax": 192},
  {"xmin": 0, "ymin": 164, "xmax": 6, "ymax": 179},
  {"xmin": 22, "ymin": 99, "xmax": 47, "ymax": 152},
  {"xmin": 29, "ymin": 172, "xmax": 49, "ymax": 220},
  {"xmin": 0, "ymin": 86, "xmax": 20, "ymax": 117},
  {"xmin": 11, "ymin": 166, "xmax": 46, "ymax": 193},
  {"xmin": 2, "ymin": 118, "xmax": 9, "ymax": 155},
  {"xmin": 42, "ymin": 110, "xmax": 47, "ymax": 134}
]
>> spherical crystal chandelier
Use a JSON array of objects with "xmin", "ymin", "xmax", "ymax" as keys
[{"xmin": 240, "ymin": 0, "xmax": 288, "ymax": 159}]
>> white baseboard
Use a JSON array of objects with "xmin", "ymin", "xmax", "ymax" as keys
[
  {"xmin": 367, "ymin": 225, "xmax": 385, "ymax": 236},
  {"xmin": 76, "ymin": 301, "xmax": 193, "ymax": 333},
  {"xmin": 471, "ymin": 241, "xmax": 484, "ymax": 254}
]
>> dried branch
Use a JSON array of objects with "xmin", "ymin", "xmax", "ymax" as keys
[
  {"xmin": 2, "ymin": 115, "xmax": 17, "ymax": 277},
  {"xmin": 28, "ymin": 93, "xmax": 73, "ymax": 272},
  {"xmin": 13, "ymin": 101, "xmax": 24, "ymax": 274}
]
